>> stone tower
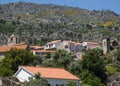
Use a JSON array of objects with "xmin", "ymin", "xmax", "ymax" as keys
[
  {"xmin": 7, "ymin": 34, "xmax": 20, "ymax": 46},
  {"xmin": 102, "ymin": 37, "xmax": 110, "ymax": 54}
]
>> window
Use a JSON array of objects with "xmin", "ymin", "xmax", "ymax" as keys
[
  {"xmin": 47, "ymin": 84, "xmax": 50, "ymax": 86},
  {"xmin": 11, "ymin": 37, "xmax": 13, "ymax": 42},
  {"xmin": 65, "ymin": 45, "xmax": 68, "ymax": 48},
  {"xmin": 50, "ymin": 44, "xmax": 53, "ymax": 47}
]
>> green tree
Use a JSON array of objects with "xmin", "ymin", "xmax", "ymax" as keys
[
  {"xmin": 42, "ymin": 49, "xmax": 75, "ymax": 70},
  {"xmin": 115, "ymin": 49, "xmax": 120, "ymax": 61},
  {"xmin": 32, "ymin": 55, "xmax": 43, "ymax": 66},
  {"xmin": 0, "ymin": 48, "xmax": 34, "ymax": 76},
  {"xmin": 82, "ymin": 48, "xmax": 106, "ymax": 83},
  {"xmin": 80, "ymin": 70, "xmax": 105, "ymax": 86},
  {"xmin": 69, "ymin": 60, "xmax": 82, "ymax": 75}
]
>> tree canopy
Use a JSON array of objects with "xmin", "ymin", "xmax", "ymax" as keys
[
  {"xmin": 0, "ymin": 48, "xmax": 34, "ymax": 76},
  {"xmin": 42, "ymin": 49, "xmax": 75, "ymax": 70},
  {"xmin": 81, "ymin": 48, "xmax": 106, "ymax": 85}
]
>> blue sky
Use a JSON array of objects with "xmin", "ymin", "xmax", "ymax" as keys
[{"xmin": 1, "ymin": 0, "xmax": 120, "ymax": 14}]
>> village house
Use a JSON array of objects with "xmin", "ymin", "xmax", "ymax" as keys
[
  {"xmin": 44, "ymin": 40, "xmax": 62, "ymax": 50},
  {"xmin": 0, "ymin": 34, "xmax": 102, "ymax": 59},
  {"xmin": 30, "ymin": 45, "xmax": 54, "ymax": 56},
  {"xmin": 14, "ymin": 66, "xmax": 80, "ymax": 86},
  {"xmin": 57, "ymin": 40, "xmax": 82, "ymax": 53},
  {"xmin": 44, "ymin": 40, "xmax": 101, "ymax": 54}
]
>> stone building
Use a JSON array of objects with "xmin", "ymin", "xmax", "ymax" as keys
[{"xmin": 7, "ymin": 34, "xmax": 20, "ymax": 46}]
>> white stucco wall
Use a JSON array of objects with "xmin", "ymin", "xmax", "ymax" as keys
[
  {"xmin": 14, "ymin": 69, "xmax": 33, "ymax": 82},
  {"xmin": 45, "ymin": 40, "xmax": 62, "ymax": 49}
]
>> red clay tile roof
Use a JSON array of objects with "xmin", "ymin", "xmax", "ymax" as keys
[
  {"xmin": 47, "ymin": 40, "xmax": 61, "ymax": 44},
  {"xmin": 21, "ymin": 66, "xmax": 79, "ymax": 80},
  {"xmin": 30, "ymin": 45, "xmax": 44, "ymax": 50},
  {"xmin": 0, "ymin": 46, "xmax": 10, "ymax": 52},
  {"xmin": 87, "ymin": 42, "xmax": 100, "ymax": 49},
  {"xmin": 0, "ymin": 43, "xmax": 28, "ymax": 52},
  {"xmin": 87, "ymin": 42, "xmax": 99, "ymax": 45}
]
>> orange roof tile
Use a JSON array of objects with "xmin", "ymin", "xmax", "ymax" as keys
[
  {"xmin": 75, "ymin": 42, "xmax": 81, "ymax": 45},
  {"xmin": 0, "ymin": 43, "xmax": 28, "ymax": 52},
  {"xmin": 0, "ymin": 46, "xmax": 10, "ymax": 52},
  {"xmin": 47, "ymin": 40, "xmax": 61, "ymax": 44},
  {"xmin": 86, "ymin": 42, "xmax": 100, "ymax": 49},
  {"xmin": 30, "ymin": 45, "xmax": 44, "ymax": 50},
  {"xmin": 21, "ymin": 66, "xmax": 79, "ymax": 80},
  {"xmin": 87, "ymin": 42, "xmax": 99, "ymax": 45}
]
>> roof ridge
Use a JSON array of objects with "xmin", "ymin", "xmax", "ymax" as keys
[{"xmin": 21, "ymin": 65, "xmax": 65, "ymax": 69}]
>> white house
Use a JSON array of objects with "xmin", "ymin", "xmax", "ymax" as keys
[
  {"xmin": 14, "ymin": 66, "xmax": 80, "ymax": 86},
  {"xmin": 44, "ymin": 40, "xmax": 62, "ymax": 50}
]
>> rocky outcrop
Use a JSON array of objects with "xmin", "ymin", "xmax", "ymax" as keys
[
  {"xmin": 107, "ymin": 73, "xmax": 120, "ymax": 86},
  {"xmin": 0, "ymin": 2, "xmax": 120, "ymax": 45}
]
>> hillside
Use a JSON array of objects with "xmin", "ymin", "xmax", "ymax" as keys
[{"xmin": 0, "ymin": 2, "xmax": 120, "ymax": 45}]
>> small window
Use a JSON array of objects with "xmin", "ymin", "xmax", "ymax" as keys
[
  {"xmin": 65, "ymin": 45, "xmax": 68, "ymax": 48},
  {"xmin": 47, "ymin": 84, "xmax": 50, "ymax": 86},
  {"xmin": 11, "ymin": 37, "xmax": 13, "ymax": 42}
]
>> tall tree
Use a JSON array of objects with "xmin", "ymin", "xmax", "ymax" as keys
[{"xmin": 82, "ymin": 48, "xmax": 106, "ymax": 83}]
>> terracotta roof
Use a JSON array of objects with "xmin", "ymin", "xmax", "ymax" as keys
[
  {"xmin": 88, "ymin": 45, "xmax": 100, "ymax": 49},
  {"xmin": 47, "ymin": 40, "xmax": 61, "ymax": 44},
  {"xmin": 0, "ymin": 46, "xmax": 10, "ymax": 52},
  {"xmin": 30, "ymin": 45, "xmax": 44, "ymax": 50},
  {"xmin": 87, "ymin": 42, "xmax": 99, "ymax": 45},
  {"xmin": 32, "ymin": 50, "xmax": 54, "ymax": 53},
  {"xmin": 0, "ymin": 43, "xmax": 28, "ymax": 52},
  {"xmin": 75, "ymin": 42, "xmax": 81, "ymax": 45},
  {"xmin": 87, "ymin": 42, "xmax": 100, "ymax": 49},
  {"xmin": 64, "ymin": 40, "xmax": 75, "ymax": 43},
  {"xmin": 21, "ymin": 66, "xmax": 79, "ymax": 80}
]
